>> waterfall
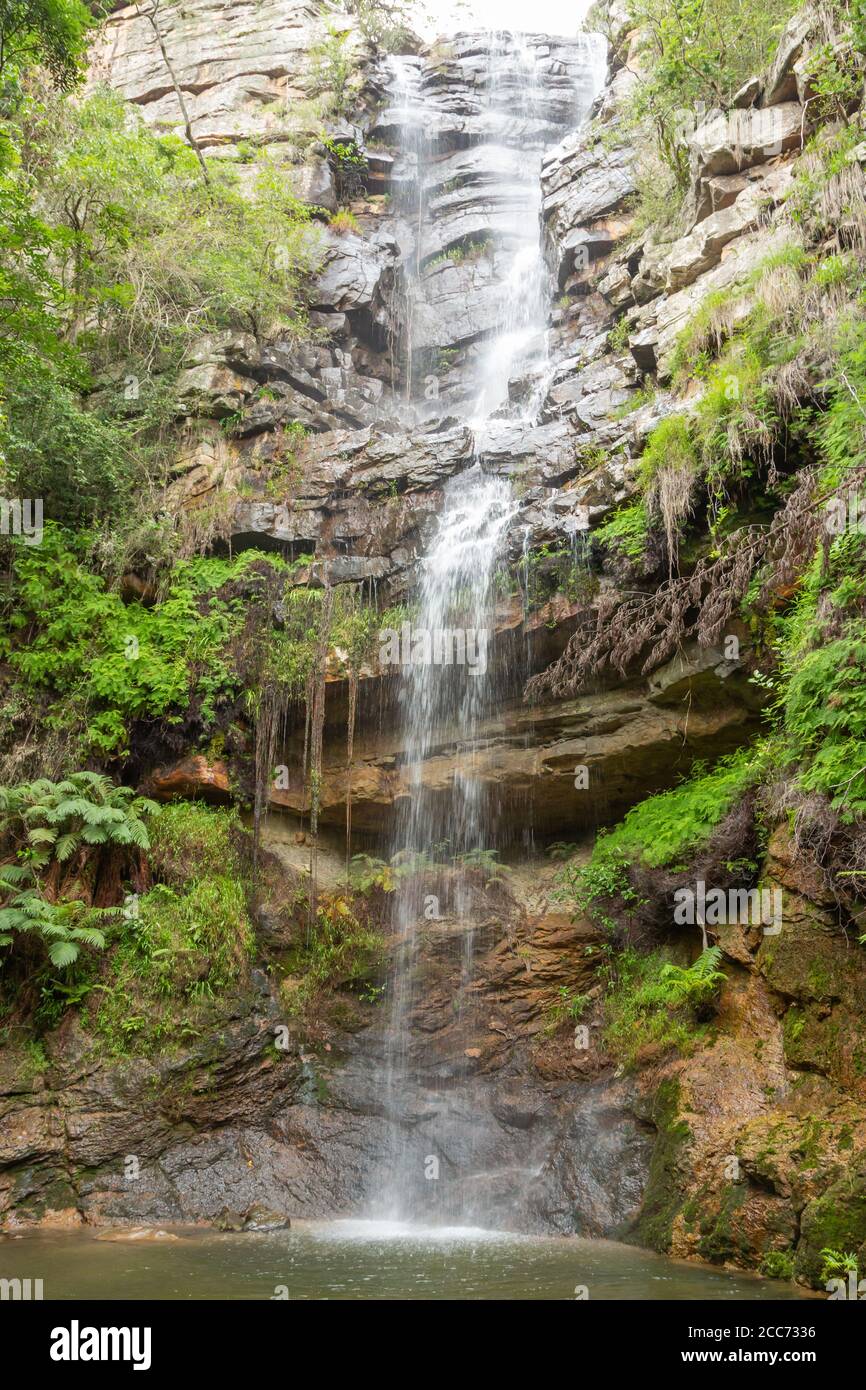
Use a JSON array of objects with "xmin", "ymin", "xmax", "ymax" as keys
[{"xmin": 373, "ymin": 29, "xmax": 604, "ymax": 1228}]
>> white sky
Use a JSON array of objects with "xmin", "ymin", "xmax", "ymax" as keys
[{"xmin": 416, "ymin": 0, "xmax": 598, "ymax": 39}]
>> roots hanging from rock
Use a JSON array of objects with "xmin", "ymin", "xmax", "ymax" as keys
[
  {"xmin": 254, "ymin": 682, "xmax": 285, "ymax": 874},
  {"xmin": 647, "ymin": 460, "xmax": 696, "ymax": 576},
  {"xmin": 307, "ymin": 586, "xmax": 334, "ymax": 937},
  {"xmin": 526, "ymin": 468, "xmax": 827, "ymax": 702},
  {"xmin": 345, "ymin": 670, "xmax": 357, "ymax": 878}
]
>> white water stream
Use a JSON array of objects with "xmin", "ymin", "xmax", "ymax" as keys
[{"xmin": 374, "ymin": 29, "xmax": 605, "ymax": 1225}]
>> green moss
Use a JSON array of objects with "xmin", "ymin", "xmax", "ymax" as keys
[
  {"xmin": 760, "ymin": 1250, "xmax": 795, "ymax": 1280},
  {"xmin": 631, "ymin": 1078, "xmax": 691, "ymax": 1252},
  {"xmin": 796, "ymin": 1161, "xmax": 866, "ymax": 1287},
  {"xmin": 696, "ymin": 1181, "xmax": 751, "ymax": 1263}
]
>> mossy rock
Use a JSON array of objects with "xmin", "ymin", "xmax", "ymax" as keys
[
  {"xmin": 695, "ymin": 1181, "xmax": 752, "ymax": 1263},
  {"xmin": 757, "ymin": 916, "xmax": 849, "ymax": 1006},
  {"xmin": 795, "ymin": 1158, "xmax": 866, "ymax": 1287},
  {"xmin": 629, "ymin": 1078, "xmax": 691, "ymax": 1253}
]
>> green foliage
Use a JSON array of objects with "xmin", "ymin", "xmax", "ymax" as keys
[
  {"xmin": 518, "ymin": 540, "xmax": 597, "ymax": 606},
  {"xmin": 621, "ymin": 0, "xmax": 800, "ymax": 193},
  {"xmin": 347, "ymin": 0, "xmax": 415, "ymax": 52},
  {"xmin": 0, "ymin": 770, "xmax": 158, "ymax": 866},
  {"xmin": 0, "ymin": 522, "xmax": 396, "ymax": 764},
  {"xmin": 309, "ymin": 22, "xmax": 356, "ymax": 116},
  {"xmin": 0, "ymin": 85, "xmax": 322, "ymax": 528},
  {"xmin": 555, "ymin": 845, "xmax": 637, "ymax": 917},
  {"xmin": 760, "ymin": 1250, "xmax": 795, "ymax": 1280},
  {"xmin": 767, "ymin": 318, "xmax": 866, "ymax": 818},
  {"xmin": 656, "ymin": 946, "xmax": 727, "ymax": 1007},
  {"xmin": 594, "ymin": 500, "xmax": 650, "ymax": 561},
  {"xmin": 330, "ymin": 207, "xmax": 361, "ymax": 236},
  {"xmin": 426, "ymin": 238, "xmax": 491, "ymax": 270},
  {"xmin": 589, "ymin": 747, "xmax": 763, "ymax": 874},
  {"xmin": 543, "ymin": 983, "xmax": 592, "ymax": 1034},
  {"xmin": 454, "ymin": 846, "xmax": 511, "ymax": 884},
  {"xmin": 348, "ymin": 853, "xmax": 398, "ymax": 893},
  {"xmin": 801, "ymin": 35, "xmax": 863, "ymax": 125},
  {"xmin": 639, "ymin": 413, "xmax": 697, "ymax": 485},
  {"xmin": 820, "ymin": 1248, "xmax": 859, "ymax": 1282},
  {"xmin": 146, "ymin": 800, "xmax": 242, "ymax": 884},
  {"xmin": 0, "ymin": 862, "xmax": 111, "ymax": 967},
  {"xmin": 93, "ymin": 803, "xmax": 253, "ymax": 1055},
  {"xmin": 21, "ymin": 86, "xmax": 321, "ymax": 349},
  {"xmin": 0, "ymin": 0, "xmax": 92, "ymax": 87},
  {"xmin": 2, "ymin": 527, "xmax": 244, "ymax": 754},
  {"xmin": 603, "ymin": 945, "xmax": 723, "ymax": 1067},
  {"xmin": 280, "ymin": 889, "xmax": 385, "ymax": 1018},
  {"xmin": 607, "ymin": 315, "xmax": 631, "ymax": 353},
  {"xmin": 782, "ymin": 633, "xmax": 866, "ymax": 817},
  {"xmin": 322, "ymin": 137, "xmax": 367, "ymax": 203}
]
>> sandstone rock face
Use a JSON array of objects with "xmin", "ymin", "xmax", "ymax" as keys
[
  {"xmin": 687, "ymin": 104, "xmax": 806, "ymax": 178},
  {"xmin": 626, "ymin": 826, "xmax": 866, "ymax": 1286},
  {"xmin": 146, "ymin": 647, "xmax": 762, "ymax": 840},
  {"xmin": 88, "ymin": 0, "xmax": 345, "ymax": 155}
]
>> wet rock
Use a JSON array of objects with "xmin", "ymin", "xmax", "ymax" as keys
[
  {"xmin": 796, "ymin": 1159, "xmax": 866, "ymax": 1286},
  {"xmin": 216, "ymin": 1209, "xmax": 245, "ymax": 1232},
  {"xmin": 733, "ymin": 76, "xmax": 763, "ymax": 108},
  {"xmin": 293, "ymin": 156, "xmax": 338, "ymax": 212},
  {"xmin": 542, "ymin": 138, "xmax": 636, "ymax": 287},
  {"xmin": 242, "ymin": 1203, "xmax": 290, "ymax": 1232},
  {"xmin": 631, "ymin": 222, "xmax": 794, "ymax": 381},
  {"xmin": 96, "ymin": 1227, "xmax": 180, "ymax": 1242},
  {"xmin": 312, "ymin": 230, "xmax": 400, "ymax": 314},
  {"xmin": 633, "ymin": 165, "xmax": 795, "ymax": 299}
]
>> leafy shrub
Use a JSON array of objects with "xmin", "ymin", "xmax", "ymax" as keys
[
  {"xmin": 93, "ymin": 803, "xmax": 254, "ymax": 1054},
  {"xmin": 0, "ymin": 862, "xmax": 111, "ymax": 967},
  {"xmin": 0, "ymin": 771, "xmax": 158, "ymax": 867},
  {"xmin": 602, "ymin": 945, "xmax": 724, "ymax": 1068},
  {"xmin": 611, "ymin": 0, "xmax": 802, "ymax": 197},
  {"xmin": 585, "ymin": 748, "xmax": 764, "ymax": 873},
  {"xmin": 594, "ymin": 500, "xmax": 650, "ymax": 561},
  {"xmin": 330, "ymin": 208, "xmax": 361, "ymax": 236},
  {"xmin": 279, "ymin": 890, "xmax": 385, "ymax": 1019},
  {"xmin": 761, "ymin": 1250, "xmax": 795, "ymax": 1280}
]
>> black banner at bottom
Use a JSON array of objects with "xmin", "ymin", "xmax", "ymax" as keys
[{"xmin": 4, "ymin": 1295, "xmax": 859, "ymax": 1376}]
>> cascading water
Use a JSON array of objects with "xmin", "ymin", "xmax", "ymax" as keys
[
  {"xmin": 373, "ymin": 28, "xmax": 604, "ymax": 1227},
  {"xmin": 469, "ymin": 32, "xmax": 549, "ymax": 432}
]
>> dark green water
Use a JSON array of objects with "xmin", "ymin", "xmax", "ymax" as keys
[{"xmin": 0, "ymin": 1221, "xmax": 811, "ymax": 1300}]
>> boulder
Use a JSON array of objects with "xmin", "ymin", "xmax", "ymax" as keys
[
  {"xmin": 312, "ymin": 230, "xmax": 399, "ymax": 314},
  {"xmin": 764, "ymin": 8, "xmax": 817, "ymax": 107},
  {"xmin": 176, "ymin": 363, "xmax": 258, "ymax": 418},
  {"xmin": 688, "ymin": 103, "xmax": 805, "ymax": 177}
]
